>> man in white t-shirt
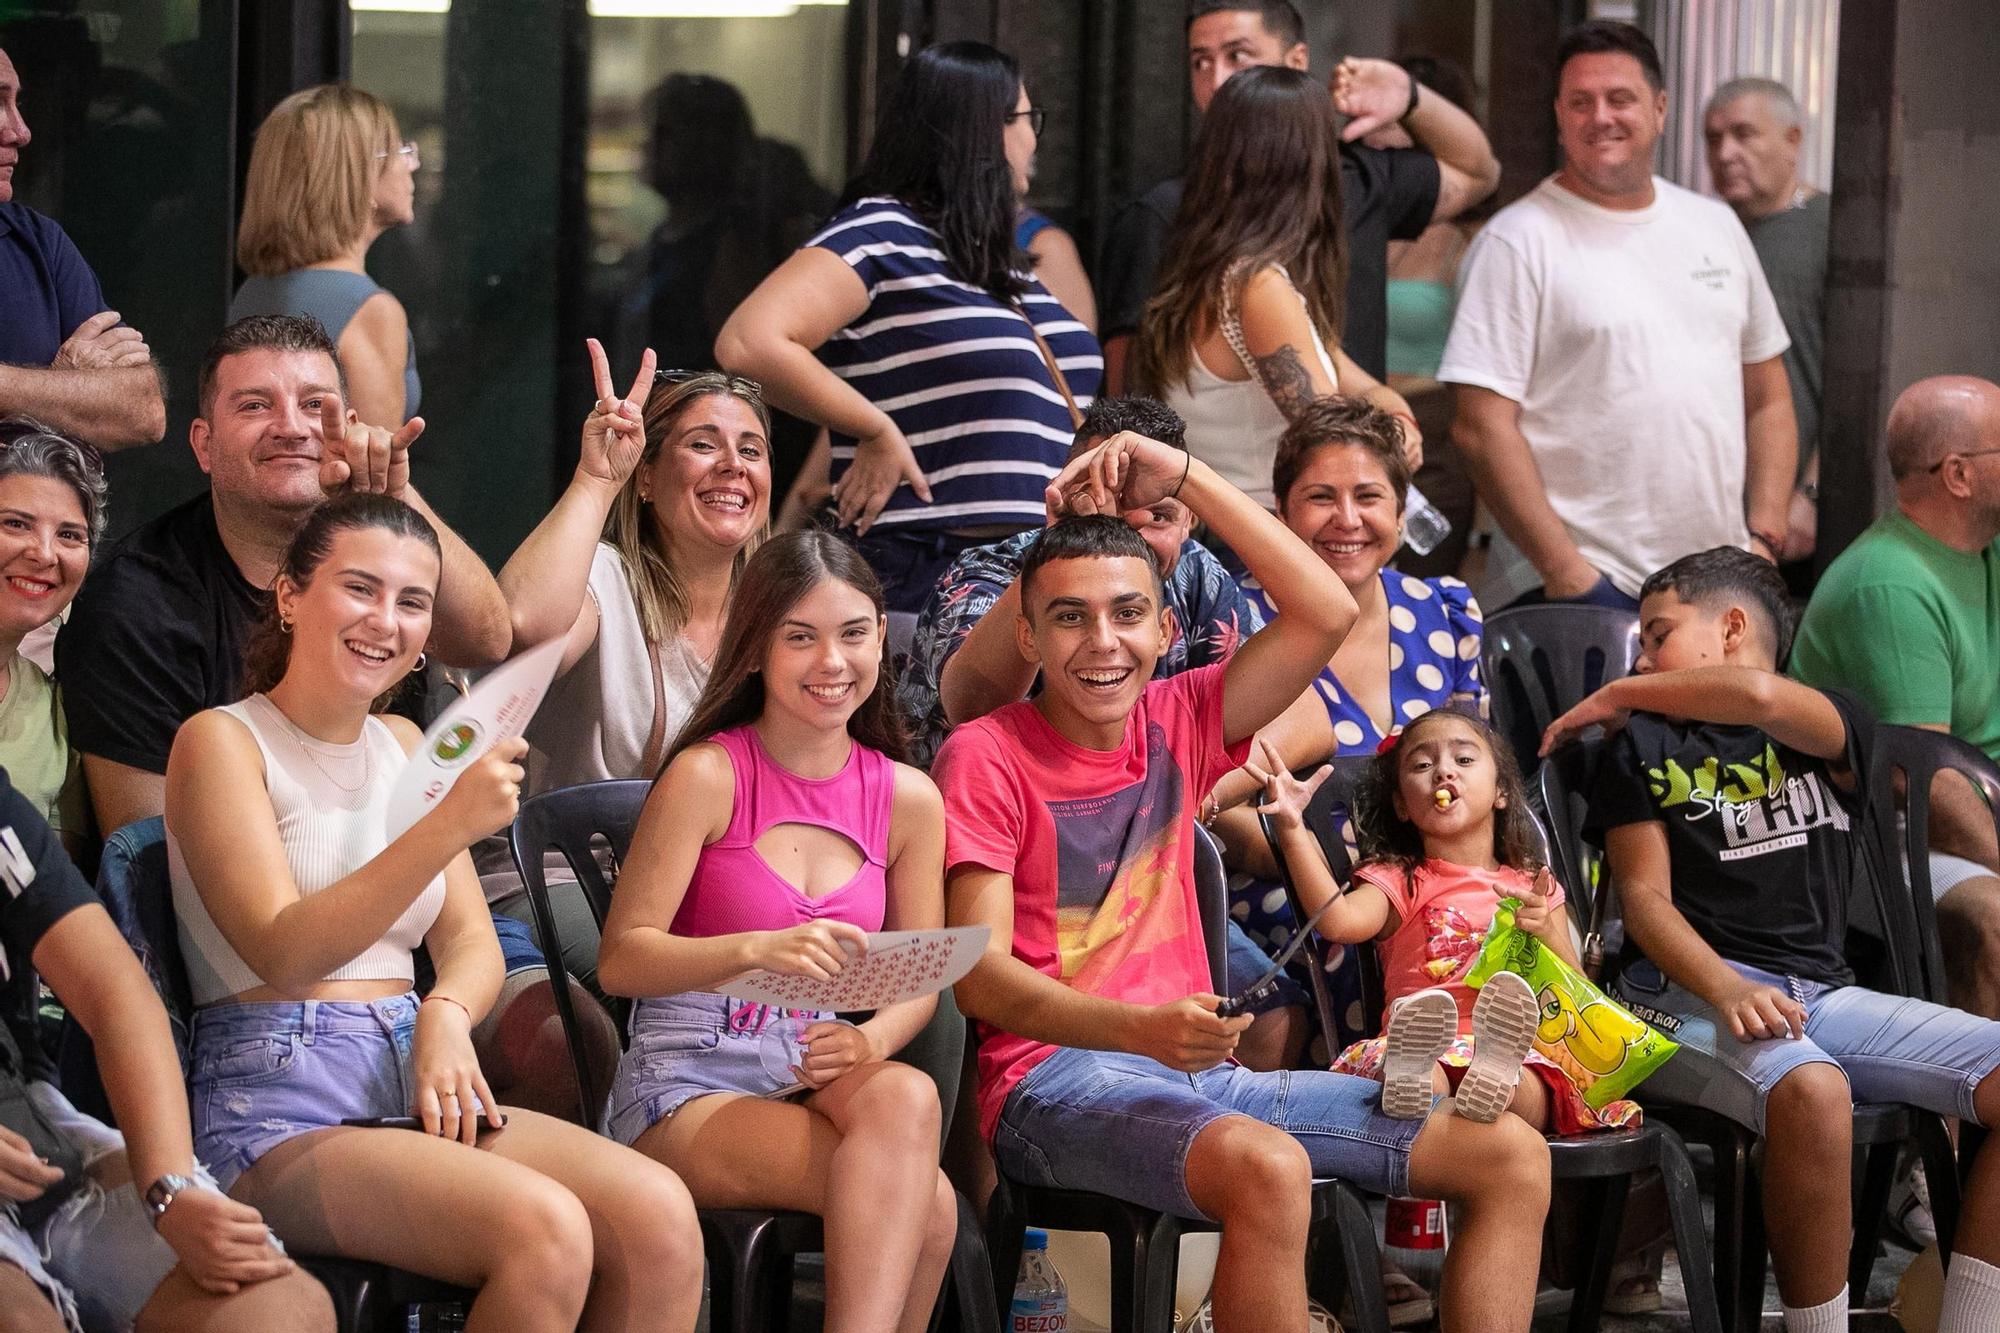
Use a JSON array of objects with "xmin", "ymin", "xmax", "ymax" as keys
[{"xmin": 1441, "ymin": 20, "xmax": 1797, "ymax": 611}]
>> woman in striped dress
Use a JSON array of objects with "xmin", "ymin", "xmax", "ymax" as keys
[{"xmin": 716, "ymin": 41, "xmax": 1102, "ymax": 613}]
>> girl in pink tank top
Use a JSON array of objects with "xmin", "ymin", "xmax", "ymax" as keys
[{"xmin": 598, "ymin": 531, "xmax": 956, "ymax": 1333}]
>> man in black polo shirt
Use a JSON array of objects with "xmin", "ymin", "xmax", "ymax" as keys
[
  {"xmin": 0, "ymin": 46, "xmax": 165, "ymax": 452},
  {"xmin": 58, "ymin": 314, "xmax": 511, "ymax": 837},
  {"xmin": 1096, "ymin": 2, "xmax": 1500, "ymax": 392},
  {"xmin": 0, "ymin": 769, "xmax": 332, "ymax": 1331}
]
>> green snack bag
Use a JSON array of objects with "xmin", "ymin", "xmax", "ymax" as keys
[{"xmin": 1467, "ymin": 898, "xmax": 1677, "ymax": 1109}]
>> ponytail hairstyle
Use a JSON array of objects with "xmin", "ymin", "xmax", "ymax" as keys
[
  {"xmin": 1350, "ymin": 707, "xmax": 1542, "ymax": 875},
  {"xmin": 240, "ymin": 492, "xmax": 442, "ymax": 709},
  {"xmin": 665, "ymin": 530, "xmax": 907, "ymax": 771}
]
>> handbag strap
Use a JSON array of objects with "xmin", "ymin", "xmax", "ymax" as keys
[
  {"xmin": 1014, "ymin": 299, "xmax": 1083, "ymax": 429},
  {"xmin": 1218, "ymin": 258, "xmax": 1260, "ymax": 379},
  {"xmin": 640, "ymin": 637, "xmax": 669, "ymax": 777}
]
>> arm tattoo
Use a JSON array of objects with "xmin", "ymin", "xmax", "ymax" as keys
[{"xmin": 1252, "ymin": 343, "xmax": 1324, "ymax": 423}]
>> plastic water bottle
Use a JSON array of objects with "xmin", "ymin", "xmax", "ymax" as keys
[
  {"xmin": 1011, "ymin": 1228, "xmax": 1069, "ymax": 1332},
  {"xmin": 1402, "ymin": 484, "xmax": 1452, "ymax": 556}
]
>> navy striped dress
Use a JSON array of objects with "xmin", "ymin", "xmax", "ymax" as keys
[{"xmin": 809, "ymin": 197, "xmax": 1103, "ymax": 533}]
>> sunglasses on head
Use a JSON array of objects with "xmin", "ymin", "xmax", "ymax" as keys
[{"xmin": 653, "ymin": 367, "xmax": 765, "ymax": 397}]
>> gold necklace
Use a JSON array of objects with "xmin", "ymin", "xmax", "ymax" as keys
[{"xmin": 267, "ymin": 698, "xmax": 373, "ymax": 794}]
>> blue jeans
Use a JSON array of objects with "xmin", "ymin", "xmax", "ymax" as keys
[
  {"xmin": 1615, "ymin": 957, "xmax": 2000, "ymax": 1134},
  {"xmin": 604, "ymin": 992, "xmax": 845, "ymax": 1145},
  {"xmin": 994, "ymin": 1047, "xmax": 1431, "ymax": 1220},
  {"xmin": 188, "ymin": 994, "xmax": 421, "ymax": 1193},
  {"xmin": 0, "ymin": 1084, "xmax": 256, "ymax": 1333}
]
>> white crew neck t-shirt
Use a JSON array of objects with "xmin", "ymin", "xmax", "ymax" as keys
[{"xmin": 1439, "ymin": 174, "xmax": 1790, "ymax": 602}]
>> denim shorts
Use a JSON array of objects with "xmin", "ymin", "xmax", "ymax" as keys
[
  {"xmin": 603, "ymin": 991, "xmax": 844, "ymax": 1145},
  {"xmin": 0, "ymin": 1083, "xmax": 257, "ymax": 1333},
  {"xmin": 189, "ymin": 994, "xmax": 420, "ymax": 1194},
  {"xmin": 1615, "ymin": 957, "xmax": 2000, "ymax": 1134},
  {"xmin": 993, "ymin": 1047, "xmax": 1432, "ymax": 1220}
]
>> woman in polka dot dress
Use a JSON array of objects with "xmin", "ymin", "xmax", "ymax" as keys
[{"xmin": 1205, "ymin": 397, "xmax": 1487, "ymax": 1044}]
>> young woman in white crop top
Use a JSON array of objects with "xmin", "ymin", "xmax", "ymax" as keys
[{"xmin": 164, "ymin": 493, "xmax": 702, "ymax": 1333}]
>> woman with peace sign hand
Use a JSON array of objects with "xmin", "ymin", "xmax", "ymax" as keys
[{"xmin": 491, "ymin": 341, "xmax": 773, "ymax": 990}]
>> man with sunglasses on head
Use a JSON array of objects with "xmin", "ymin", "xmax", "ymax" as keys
[
  {"xmin": 0, "ymin": 46, "xmax": 165, "ymax": 453},
  {"xmin": 1792, "ymin": 376, "xmax": 2000, "ymax": 1023}
]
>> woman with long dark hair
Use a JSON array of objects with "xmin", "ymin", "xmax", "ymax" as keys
[
  {"xmin": 596, "ymin": 531, "xmax": 957, "ymax": 1333},
  {"xmin": 1133, "ymin": 66, "xmax": 1419, "ymax": 514},
  {"xmin": 166, "ymin": 493, "xmax": 704, "ymax": 1333},
  {"xmin": 716, "ymin": 41, "xmax": 1101, "ymax": 611}
]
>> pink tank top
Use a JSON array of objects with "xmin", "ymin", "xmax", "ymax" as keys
[{"xmin": 669, "ymin": 726, "xmax": 893, "ymax": 938}]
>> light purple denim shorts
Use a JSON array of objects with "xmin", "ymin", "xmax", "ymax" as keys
[
  {"xmin": 603, "ymin": 991, "xmax": 844, "ymax": 1145},
  {"xmin": 188, "ymin": 993, "xmax": 420, "ymax": 1194}
]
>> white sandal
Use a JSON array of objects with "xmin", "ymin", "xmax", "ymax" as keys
[
  {"xmin": 1380, "ymin": 988, "xmax": 1457, "ymax": 1119},
  {"xmin": 1457, "ymin": 971, "xmax": 1537, "ymax": 1123}
]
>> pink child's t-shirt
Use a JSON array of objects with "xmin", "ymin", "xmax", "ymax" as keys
[
  {"xmin": 934, "ymin": 666, "xmax": 1252, "ymax": 1142},
  {"xmin": 1355, "ymin": 859, "xmax": 1566, "ymax": 1025}
]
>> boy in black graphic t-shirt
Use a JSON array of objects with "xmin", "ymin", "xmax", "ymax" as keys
[{"xmin": 1545, "ymin": 547, "xmax": 2000, "ymax": 1333}]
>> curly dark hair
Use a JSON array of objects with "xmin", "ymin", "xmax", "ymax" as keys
[{"xmin": 1351, "ymin": 707, "xmax": 1543, "ymax": 875}]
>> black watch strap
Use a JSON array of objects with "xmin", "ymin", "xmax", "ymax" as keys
[{"xmin": 1399, "ymin": 76, "xmax": 1421, "ymax": 122}]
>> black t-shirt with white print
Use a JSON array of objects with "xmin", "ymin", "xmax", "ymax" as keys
[
  {"xmin": 0, "ymin": 767, "xmax": 98, "ymax": 1081},
  {"xmin": 1588, "ymin": 685, "xmax": 1878, "ymax": 987}
]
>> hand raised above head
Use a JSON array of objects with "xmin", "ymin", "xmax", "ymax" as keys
[
  {"xmin": 1045, "ymin": 431, "xmax": 1189, "ymax": 522},
  {"xmin": 320, "ymin": 393, "xmax": 424, "ymax": 500},
  {"xmin": 580, "ymin": 337, "xmax": 655, "ymax": 487},
  {"xmin": 1331, "ymin": 56, "xmax": 1415, "ymax": 142}
]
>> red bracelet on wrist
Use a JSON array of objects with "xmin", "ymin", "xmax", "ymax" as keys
[{"xmin": 422, "ymin": 994, "xmax": 472, "ymax": 1025}]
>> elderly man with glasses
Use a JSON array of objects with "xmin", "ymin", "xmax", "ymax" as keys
[{"xmin": 1793, "ymin": 375, "xmax": 2000, "ymax": 1027}]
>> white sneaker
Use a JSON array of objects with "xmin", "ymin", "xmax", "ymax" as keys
[
  {"xmin": 1457, "ymin": 971, "xmax": 1537, "ymax": 1123},
  {"xmin": 1890, "ymin": 1160, "xmax": 1939, "ymax": 1251},
  {"xmin": 1380, "ymin": 988, "xmax": 1457, "ymax": 1120}
]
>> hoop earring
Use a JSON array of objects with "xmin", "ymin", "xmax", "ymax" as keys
[
  {"xmin": 411, "ymin": 652, "xmax": 428, "ymax": 675},
  {"xmin": 279, "ymin": 617, "xmax": 293, "ymax": 634}
]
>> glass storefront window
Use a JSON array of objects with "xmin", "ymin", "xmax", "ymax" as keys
[
  {"xmin": 584, "ymin": 3, "xmax": 850, "ymax": 498},
  {"xmin": 1, "ymin": 1, "xmax": 236, "ymax": 538},
  {"xmin": 349, "ymin": 0, "xmax": 850, "ymax": 553}
]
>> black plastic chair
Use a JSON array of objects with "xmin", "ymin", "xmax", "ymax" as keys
[
  {"xmin": 1540, "ymin": 740, "xmax": 1965, "ymax": 1332},
  {"xmin": 508, "ymin": 780, "xmax": 999, "ymax": 1333},
  {"xmin": 1482, "ymin": 604, "xmax": 1640, "ymax": 775},
  {"xmin": 983, "ymin": 825, "xmax": 1391, "ymax": 1333},
  {"xmin": 1258, "ymin": 760, "xmax": 1723, "ymax": 1333},
  {"xmin": 74, "ymin": 819, "xmax": 472, "ymax": 1333},
  {"xmin": 1867, "ymin": 724, "xmax": 2000, "ymax": 1264}
]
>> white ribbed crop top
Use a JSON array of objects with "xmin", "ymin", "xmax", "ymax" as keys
[{"xmin": 169, "ymin": 693, "xmax": 447, "ymax": 1005}]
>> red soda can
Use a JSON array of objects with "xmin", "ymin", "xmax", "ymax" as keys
[{"xmin": 1383, "ymin": 1196, "xmax": 1448, "ymax": 1250}]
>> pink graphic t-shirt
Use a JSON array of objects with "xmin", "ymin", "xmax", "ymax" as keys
[
  {"xmin": 1356, "ymin": 858, "xmax": 1565, "ymax": 1026},
  {"xmin": 935, "ymin": 666, "xmax": 1251, "ymax": 1141}
]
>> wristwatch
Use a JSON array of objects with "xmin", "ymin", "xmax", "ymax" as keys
[
  {"xmin": 1399, "ymin": 76, "xmax": 1421, "ymax": 123},
  {"xmin": 144, "ymin": 1172, "xmax": 194, "ymax": 1224}
]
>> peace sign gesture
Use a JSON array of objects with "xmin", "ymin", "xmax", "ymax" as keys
[
  {"xmin": 319, "ymin": 395, "xmax": 423, "ymax": 500},
  {"xmin": 581, "ymin": 338, "xmax": 656, "ymax": 489}
]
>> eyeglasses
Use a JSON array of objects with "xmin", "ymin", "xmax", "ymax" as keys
[
  {"xmin": 654, "ymin": 367, "xmax": 763, "ymax": 393},
  {"xmin": 1003, "ymin": 107, "xmax": 1046, "ymax": 136},
  {"xmin": 375, "ymin": 140, "xmax": 420, "ymax": 170},
  {"xmin": 1927, "ymin": 447, "xmax": 2000, "ymax": 473}
]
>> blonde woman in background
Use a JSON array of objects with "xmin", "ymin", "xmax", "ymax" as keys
[{"xmin": 230, "ymin": 85, "xmax": 421, "ymax": 427}]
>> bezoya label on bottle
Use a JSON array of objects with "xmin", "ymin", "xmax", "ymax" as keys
[{"xmin": 1011, "ymin": 1299, "xmax": 1068, "ymax": 1333}]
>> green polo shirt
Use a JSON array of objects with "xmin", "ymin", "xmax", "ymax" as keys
[{"xmin": 1791, "ymin": 509, "xmax": 2000, "ymax": 762}]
